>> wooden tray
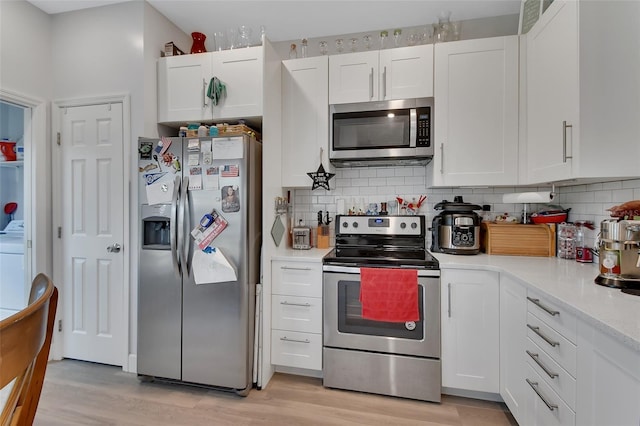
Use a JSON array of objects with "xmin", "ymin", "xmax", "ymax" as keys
[{"xmin": 481, "ymin": 222, "xmax": 556, "ymax": 257}]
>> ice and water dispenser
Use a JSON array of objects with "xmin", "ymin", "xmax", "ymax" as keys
[{"xmin": 141, "ymin": 204, "xmax": 171, "ymax": 250}]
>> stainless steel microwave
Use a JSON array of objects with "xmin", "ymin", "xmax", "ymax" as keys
[{"xmin": 329, "ymin": 98, "xmax": 434, "ymax": 167}]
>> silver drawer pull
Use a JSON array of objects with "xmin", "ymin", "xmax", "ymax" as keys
[
  {"xmin": 527, "ymin": 324, "xmax": 560, "ymax": 347},
  {"xmin": 527, "ymin": 297, "xmax": 560, "ymax": 316},
  {"xmin": 526, "ymin": 379, "xmax": 559, "ymax": 411},
  {"xmin": 280, "ymin": 301, "xmax": 311, "ymax": 307},
  {"xmin": 526, "ymin": 350, "xmax": 559, "ymax": 379},
  {"xmin": 280, "ymin": 336, "xmax": 310, "ymax": 344},
  {"xmin": 280, "ymin": 266, "xmax": 312, "ymax": 271}
]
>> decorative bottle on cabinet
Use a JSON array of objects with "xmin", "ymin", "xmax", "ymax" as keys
[{"xmin": 191, "ymin": 32, "xmax": 207, "ymax": 54}]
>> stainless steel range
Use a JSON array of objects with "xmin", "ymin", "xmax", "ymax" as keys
[{"xmin": 322, "ymin": 215, "xmax": 441, "ymax": 402}]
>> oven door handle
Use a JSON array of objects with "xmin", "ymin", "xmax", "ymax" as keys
[{"xmin": 323, "ymin": 264, "xmax": 440, "ymax": 277}]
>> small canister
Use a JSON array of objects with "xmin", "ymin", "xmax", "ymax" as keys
[{"xmin": 557, "ymin": 223, "xmax": 576, "ymax": 259}]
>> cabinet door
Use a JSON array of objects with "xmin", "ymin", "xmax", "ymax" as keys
[
  {"xmin": 441, "ymin": 269, "xmax": 500, "ymax": 393},
  {"xmin": 211, "ymin": 46, "xmax": 263, "ymax": 120},
  {"xmin": 380, "ymin": 45, "xmax": 433, "ymax": 100},
  {"xmin": 158, "ymin": 53, "xmax": 212, "ymax": 123},
  {"xmin": 281, "ymin": 57, "xmax": 329, "ymax": 187},
  {"xmin": 576, "ymin": 320, "xmax": 640, "ymax": 426},
  {"xmin": 329, "ymin": 51, "xmax": 378, "ymax": 104},
  {"xmin": 433, "ymin": 36, "xmax": 519, "ymax": 187},
  {"xmin": 526, "ymin": 0, "xmax": 578, "ymax": 183},
  {"xmin": 499, "ymin": 274, "xmax": 527, "ymax": 424}
]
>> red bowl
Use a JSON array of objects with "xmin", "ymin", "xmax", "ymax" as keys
[{"xmin": 530, "ymin": 213, "xmax": 567, "ymax": 224}]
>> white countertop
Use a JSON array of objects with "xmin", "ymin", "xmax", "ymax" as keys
[
  {"xmin": 272, "ymin": 247, "xmax": 333, "ymax": 262},
  {"xmin": 433, "ymin": 253, "xmax": 640, "ymax": 352}
]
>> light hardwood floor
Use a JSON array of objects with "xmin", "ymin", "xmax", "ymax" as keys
[{"xmin": 35, "ymin": 360, "xmax": 518, "ymax": 425}]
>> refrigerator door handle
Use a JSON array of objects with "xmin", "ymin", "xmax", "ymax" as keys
[
  {"xmin": 181, "ymin": 176, "xmax": 191, "ymax": 276},
  {"xmin": 170, "ymin": 175, "xmax": 181, "ymax": 278}
]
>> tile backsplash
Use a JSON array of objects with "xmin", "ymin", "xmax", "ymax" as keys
[{"xmin": 290, "ymin": 164, "xmax": 640, "ymax": 253}]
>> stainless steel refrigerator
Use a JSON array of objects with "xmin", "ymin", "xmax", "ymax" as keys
[{"xmin": 137, "ymin": 134, "xmax": 261, "ymax": 395}]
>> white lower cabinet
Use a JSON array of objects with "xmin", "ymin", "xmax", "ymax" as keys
[
  {"xmin": 499, "ymin": 274, "xmax": 527, "ymax": 424},
  {"xmin": 441, "ymin": 269, "xmax": 499, "ymax": 393},
  {"xmin": 576, "ymin": 320, "xmax": 640, "ymax": 426},
  {"xmin": 524, "ymin": 363, "xmax": 575, "ymax": 426},
  {"xmin": 271, "ymin": 259, "xmax": 323, "ymax": 371}
]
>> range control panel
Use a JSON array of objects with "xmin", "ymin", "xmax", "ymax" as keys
[{"xmin": 336, "ymin": 215, "xmax": 424, "ymax": 236}]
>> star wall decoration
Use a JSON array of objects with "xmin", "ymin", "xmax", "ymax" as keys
[{"xmin": 307, "ymin": 163, "xmax": 335, "ymax": 190}]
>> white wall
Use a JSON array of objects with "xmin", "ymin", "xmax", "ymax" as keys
[
  {"xmin": 0, "ymin": 1, "xmax": 53, "ymax": 99},
  {"xmin": 0, "ymin": 0, "xmax": 53, "ymax": 281}
]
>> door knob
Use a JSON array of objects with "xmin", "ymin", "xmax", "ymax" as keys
[{"xmin": 107, "ymin": 243, "xmax": 121, "ymax": 253}]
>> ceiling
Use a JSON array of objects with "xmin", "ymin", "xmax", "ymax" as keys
[{"xmin": 26, "ymin": 0, "xmax": 522, "ymax": 42}]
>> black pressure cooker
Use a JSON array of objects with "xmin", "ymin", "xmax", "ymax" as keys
[{"xmin": 431, "ymin": 196, "xmax": 482, "ymax": 255}]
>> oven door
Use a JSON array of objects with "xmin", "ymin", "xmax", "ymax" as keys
[{"xmin": 323, "ymin": 266, "xmax": 440, "ymax": 358}]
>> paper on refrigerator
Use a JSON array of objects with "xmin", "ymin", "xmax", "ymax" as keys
[
  {"xmin": 192, "ymin": 248, "xmax": 237, "ymax": 284},
  {"xmin": 145, "ymin": 177, "xmax": 174, "ymax": 205}
]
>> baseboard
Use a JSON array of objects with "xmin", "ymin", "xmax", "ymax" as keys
[
  {"xmin": 274, "ymin": 365, "xmax": 323, "ymax": 379},
  {"xmin": 441, "ymin": 386, "xmax": 503, "ymax": 402},
  {"xmin": 127, "ymin": 354, "xmax": 137, "ymax": 374}
]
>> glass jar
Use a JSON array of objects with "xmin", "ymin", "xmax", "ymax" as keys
[
  {"xmin": 558, "ymin": 223, "xmax": 576, "ymax": 259},
  {"xmin": 300, "ymin": 38, "xmax": 308, "ymax": 58},
  {"xmin": 289, "ymin": 43, "xmax": 297, "ymax": 59}
]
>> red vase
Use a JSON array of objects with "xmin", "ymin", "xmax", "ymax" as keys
[{"xmin": 191, "ymin": 32, "xmax": 207, "ymax": 54}]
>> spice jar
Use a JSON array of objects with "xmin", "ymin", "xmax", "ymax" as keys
[{"xmin": 558, "ymin": 223, "xmax": 576, "ymax": 259}]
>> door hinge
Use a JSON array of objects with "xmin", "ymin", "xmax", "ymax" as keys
[
  {"xmin": 57, "ymin": 132, "xmax": 61, "ymax": 146},
  {"xmin": 58, "ymin": 226, "xmax": 62, "ymax": 238},
  {"xmin": 58, "ymin": 319, "xmax": 62, "ymax": 332}
]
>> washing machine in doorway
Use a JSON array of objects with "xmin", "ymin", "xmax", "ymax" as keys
[{"xmin": 0, "ymin": 220, "xmax": 25, "ymax": 318}]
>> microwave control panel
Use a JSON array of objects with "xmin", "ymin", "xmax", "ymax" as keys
[{"xmin": 416, "ymin": 107, "xmax": 431, "ymax": 147}]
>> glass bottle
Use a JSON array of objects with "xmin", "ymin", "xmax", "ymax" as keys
[
  {"xmin": 379, "ymin": 30, "xmax": 388, "ymax": 49},
  {"xmin": 318, "ymin": 41, "xmax": 328, "ymax": 55},
  {"xmin": 300, "ymin": 38, "xmax": 308, "ymax": 58},
  {"xmin": 289, "ymin": 43, "xmax": 297, "ymax": 59},
  {"xmin": 393, "ymin": 28, "xmax": 402, "ymax": 48}
]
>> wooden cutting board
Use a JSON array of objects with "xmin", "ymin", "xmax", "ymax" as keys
[{"xmin": 481, "ymin": 222, "xmax": 556, "ymax": 257}]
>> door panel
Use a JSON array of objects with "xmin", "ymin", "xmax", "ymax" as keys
[{"xmin": 61, "ymin": 103, "xmax": 125, "ymax": 366}]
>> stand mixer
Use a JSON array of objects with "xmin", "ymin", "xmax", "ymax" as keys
[{"xmin": 595, "ymin": 219, "xmax": 640, "ymax": 294}]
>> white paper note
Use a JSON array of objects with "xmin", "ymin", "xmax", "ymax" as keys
[
  {"xmin": 192, "ymin": 248, "xmax": 237, "ymax": 284},
  {"xmin": 203, "ymin": 166, "xmax": 220, "ymax": 190},
  {"xmin": 189, "ymin": 167, "xmax": 203, "ymax": 190},
  {"xmin": 213, "ymin": 137, "xmax": 243, "ymax": 160},
  {"xmin": 145, "ymin": 179, "xmax": 174, "ymax": 205}
]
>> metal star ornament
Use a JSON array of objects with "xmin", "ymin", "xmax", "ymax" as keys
[{"xmin": 307, "ymin": 163, "xmax": 335, "ymax": 190}]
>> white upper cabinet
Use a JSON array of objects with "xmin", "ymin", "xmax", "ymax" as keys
[
  {"xmin": 158, "ymin": 46, "xmax": 263, "ymax": 124},
  {"xmin": 158, "ymin": 53, "xmax": 212, "ymax": 123},
  {"xmin": 525, "ymin": 0, "xmax": 640, "ymax": 183},
  {"xmin": 281, "ymin": 56, "xmax": 330, "ymax": 188},
  {"xmin": 329, "ymin": 45, "xmax": 433, "ymax": 104},
  {"xmin": 431, "ymin": 36, "xmax": 519, "ymax": 187}
]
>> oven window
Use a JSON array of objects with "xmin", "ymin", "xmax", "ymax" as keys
[
  {"xmin": 337, "ymin": 279, "xmax": 424, "ymax": 339},
  {"xmin": 333, "ymin": 109, "xmax": 411, "ymax": 150}
]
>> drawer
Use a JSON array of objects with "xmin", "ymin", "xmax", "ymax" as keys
[
  {"xmin": 271, "ymin": 329, "xmax": 322, "ymax": 371},
  {"xmin": 525, "ymin": 337, "xmax": 576, "ymax": 410},
  {"xmin": 272, "ymin": 295, "xmax": 322, "ymax": 334},
  {"xmin": 272, "ymin": 260, "xmax": 322, "ymax": 298},
  {"xmin": 527, "ymin": 290, "xmax": 577, "ymax": 344},
  {"xmin": 525, "ymin": 362, "xmax": 575, "ymax": 426},
  {"xmin": 527, "ymin": 312, "xmax": 576, "ymax": 377}
]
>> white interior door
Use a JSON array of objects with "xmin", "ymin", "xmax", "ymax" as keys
[{"xmin": 60, "ymin": 103, "xmax": 125, "ymax": 366}]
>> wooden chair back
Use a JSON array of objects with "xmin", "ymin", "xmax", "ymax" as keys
[{"xmin": 0, "ymin": 273, "xmax": 58, "ymax": 426}]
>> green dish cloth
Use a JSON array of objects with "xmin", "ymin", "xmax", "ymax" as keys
[{"xmin": 207, "ymin": 77, "xmax": 227, "ymax": 106}]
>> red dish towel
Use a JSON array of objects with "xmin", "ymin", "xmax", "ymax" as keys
[{"xmin": 359, "ymin": 268, "xmax": 419, "ymax": 322}]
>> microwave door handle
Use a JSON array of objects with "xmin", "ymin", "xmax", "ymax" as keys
[
  {"xmin": 382, "ymin": 66, "xmax": 387, "ymax": 99},
  {"xmin": 369, "ymin": 68, "xmax": 374, "ymax": 100},
  {"xmin": 409, "ymin": 109, "xmax": 417, "ymax": 148}
]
